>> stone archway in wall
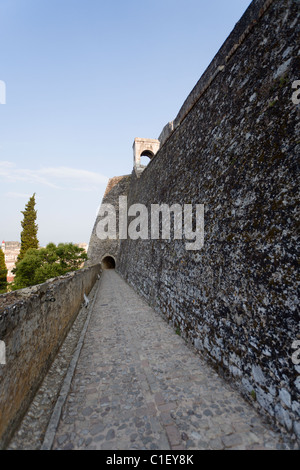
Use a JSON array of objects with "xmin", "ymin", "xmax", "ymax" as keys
[
  {"xmin": 133, "ymin": 138, "xmax": 160, "ymax": 177},
  {"xmin": 101, "ymin": 255, "xmax": 116, "ymax": 270},
  {"xmin": 140, "ymin": 149, "xmax": 154, "ymax": 167}
]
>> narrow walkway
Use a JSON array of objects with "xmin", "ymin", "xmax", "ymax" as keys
[{"xmin": 34, "ymin": 269, "xmax": 289, "ymax": 451}]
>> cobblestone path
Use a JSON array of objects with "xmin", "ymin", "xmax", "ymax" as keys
[{"xmin": 9, "ymin": 270, "xmax": 295, "ymax": 450}]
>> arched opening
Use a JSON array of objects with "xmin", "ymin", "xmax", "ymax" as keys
[
  {"xmin": 141, "ymin": 149, "xmax": 154, "ymax": 159},
  {"xmin": 140, "ymin": 150, "xmax": 154, "ymax": 167},
  {"xmin": 101, "ymin": 256, "xmax": 116, "ymax": 270},
  {"xmin": 133, "ymin": 138, "xmax": 160, "ymax": 177},
  {"xmin": 139, "ymin": 155, "xmax": 151, "ymax": 167}
]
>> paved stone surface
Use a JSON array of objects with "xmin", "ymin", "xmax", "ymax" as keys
[
  {"xmin": 7, "ymin": 280, "xmax": 100, "ymax": 450},
  {"xmin": 8, "ymin": 270, "xmax": 297, "ymax": 450},
  {"xmin": 50, "ymin": 271, "xmax": 294, "ymax": 450}
]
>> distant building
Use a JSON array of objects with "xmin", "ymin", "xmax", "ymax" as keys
[
  {"xmin": 75, "ymin": 243, "xmax": 88, "ymax": 268},
  {"xmin": 0, "ymin": 241, "xmax": 88, "ymax": 283},
  {"xmin": 1, "ymin": 241, "xmax": 21, "ymax": 282},
  {"xmin": 76, "ymin": 243, "xmax": 88, "ymax": 253}
]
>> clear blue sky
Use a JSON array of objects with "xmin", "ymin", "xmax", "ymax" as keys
[{"xmin": 0, "ymin": 0, "xmax": 252, "ymax": 247}]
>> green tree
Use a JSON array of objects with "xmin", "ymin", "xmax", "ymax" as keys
[
  {"xmin": 17, "ymin": 193, "xmax": 39, "ymax": 263},
  {"xmin": 12, "ymin": 243, "xmax": 87, "ymax": 290},
  {"xmin": 0, "ymin": 248, "xmax": 8, "ymax": 294}
]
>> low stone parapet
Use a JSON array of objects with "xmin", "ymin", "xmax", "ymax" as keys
[{"xmin": 0, "ymin": 263, "xmax": 101, "ymax": 449}]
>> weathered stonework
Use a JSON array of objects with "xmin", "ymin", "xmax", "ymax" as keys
[
  {"xmin": 86, "ymin": 175, "xmax": 131, "ymax": 268},
  {"xmin": 90, "ymin": 0, "xmax": 299, "ymax": 440},
  {"xmin": 0, "ymin": 264, "xmax": 101, "ymax": 449}
]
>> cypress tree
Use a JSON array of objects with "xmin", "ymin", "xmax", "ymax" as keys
[
  {"xmin": 0, "ymin": 248, "xmax": 8, "ymax": 293},
  {"xmin": 17, "ymin": 193, "xmax": 39, "ymax": 263}
]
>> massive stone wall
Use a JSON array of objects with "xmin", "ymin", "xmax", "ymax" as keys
[
  {"xmin": 115, "ymin": 0, "xmax": 299, "ymax": 439},
  {"xmin": 87, "ymin": 175, "xmax": 131, "ymax": 267},
  {"xmin": 0, "ymin": 264, "xmax": 101, "ymax": 448}
]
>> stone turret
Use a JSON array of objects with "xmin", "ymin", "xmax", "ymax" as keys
[{"xmin": 133, "ymin": 138, "xmax": 160, "ymax": 177}]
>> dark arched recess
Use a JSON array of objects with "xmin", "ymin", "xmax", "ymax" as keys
[{"xmin": 101, "ymin": 256, "xmax": 116, "ymax": 270}]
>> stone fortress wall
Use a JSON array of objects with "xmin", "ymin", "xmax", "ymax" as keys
[
  {"xmin": 87, "ymin": 175, "xmax": 132, "ymax": 268},
  {"xmin": 0, "ymin": 0, "xmax": 299, "ymax": 449},
  {"xmin": 0, "ymin": 264, "xmax": 101, "ymax": 448},
  {"xmin": 88, "ymin": 0, "xmax": 300, "ymax": 439}
]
